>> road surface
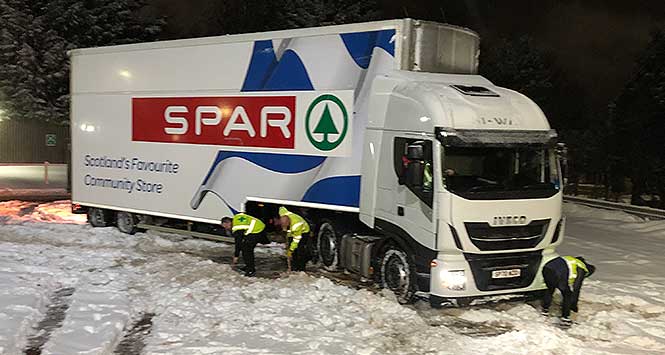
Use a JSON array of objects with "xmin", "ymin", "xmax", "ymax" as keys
[
  {"xmin": 0, "ymin": 165, "xmax": 69, "ymax": 201},
  {"xmin": 0, "ymin": 165, "xmax": 67, "ymax": 189},
  {"xmin": 560, "ymin": 204, "xmax": 665, "ymax": 282},
  {"xmin": 0, "ymin": 201, "xmax": 662, "ymax": 354}
]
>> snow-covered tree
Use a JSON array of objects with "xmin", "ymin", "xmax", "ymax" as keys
[
  {"xmin": 201, "ymin": 0, "xmax": 382, "ymax": 36},
  {"xmin": 277, "ymin": 0, "xmax": 382, "ymax": 29},
  {"xmin": 0, "ymin": 1, "xmax": 61, "ymax": 122},
  {"xmin": 613, "ymin": 29, "xmax": 665, "ymax": 206},
  {"xmin": 0, "ymin": 0, "xmax": 163, "ymax": 123}
]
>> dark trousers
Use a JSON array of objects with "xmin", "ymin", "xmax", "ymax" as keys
[
  {"xmin": 291, "ymin": 234, "xmax": 310, "ymax": 271},
  {"xmin": 233, "ymin": 230, "xmax": 269, "ymax": 272},
  {"xmin": 542, "ymin": 264, "xmax": 573, "ymax": 318}
]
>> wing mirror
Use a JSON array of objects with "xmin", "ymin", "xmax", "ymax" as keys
[
  {"xmin": 404, "ymin": 143, "xmax": 425, "ymax": 188},
  {"xmin": 556, "ymin": 142, "xmax": 568, "ymax": 184},
  {"xmin": 407, "ymin": 144, "xmax": 424, "ymax": 160}
]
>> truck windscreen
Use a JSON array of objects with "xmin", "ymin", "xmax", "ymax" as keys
[{"xmin": 442, "ymin": 146, "xmax": 560, "ymax": 200}]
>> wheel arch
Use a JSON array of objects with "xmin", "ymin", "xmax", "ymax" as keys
[{"xmin": 373, "ymin": 218, "xmax": 437, "ymax": 271}]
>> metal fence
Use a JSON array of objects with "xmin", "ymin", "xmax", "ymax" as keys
[{"xmin": 0, "ymin": 120, "xmax": 69, "ymax": 163}]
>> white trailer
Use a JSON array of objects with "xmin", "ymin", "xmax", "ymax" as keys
[{"xmin": 70, "ymin": 19, "xmax": 563, "ymax": 305}]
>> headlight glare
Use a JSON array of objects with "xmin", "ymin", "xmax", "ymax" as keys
[{"xmin": 441, "ymin": 270, "xmax": 466, "ymax": 291}]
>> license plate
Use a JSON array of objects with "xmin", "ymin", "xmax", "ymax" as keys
[{"xmin": 492, "ymin": 269, "xmax": 521, "ymax": 279}]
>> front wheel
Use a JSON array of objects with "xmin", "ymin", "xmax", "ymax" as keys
[{"xmin": 380, "ymin": 247, "xmax": 417, "ymax": 304}]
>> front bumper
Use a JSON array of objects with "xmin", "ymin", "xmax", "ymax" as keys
[{"xmin": 429, "ymin": 248, "xmax": 558, "ymax": 298}]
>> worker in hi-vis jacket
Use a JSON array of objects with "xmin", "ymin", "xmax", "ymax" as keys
[
  {"xmin": 232, "ymin": 212, "xmax": 270, "ymax": 277},
  {"xmin": 541, "ymin": 256, "xmax": 596, "ymax": 326},
  {"xmin": 278, "ymin": 207, "xmax": 311, "ymax": 272}
]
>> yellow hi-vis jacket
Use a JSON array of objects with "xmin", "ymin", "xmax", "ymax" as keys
[
  {"xmin": 231, "ymin": 213, "xmax": 265, "ymax": 235},
  {"xmin": 279, "ymin": 207, "xmax": 310, "ymax": 252},
  {"xmin": 563, "ymin": 256, "xmax": 589, "ymax": 286}
]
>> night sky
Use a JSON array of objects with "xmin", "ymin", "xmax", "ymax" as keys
[{"xmin": 148, "ymin": 0, "xmax": 665, "ymax": 109}]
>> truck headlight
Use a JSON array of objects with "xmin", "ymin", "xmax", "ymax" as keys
[{"xmin": 441, "ymin": 270, "xmax": 466, "ymax": 291}]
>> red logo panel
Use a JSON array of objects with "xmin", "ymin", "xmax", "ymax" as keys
[{"xmin": 132, "ymin": 96, "xmax": 296, "ymax": 148}]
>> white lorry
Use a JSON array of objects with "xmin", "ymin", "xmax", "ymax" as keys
[{"xmin": 70, "ymin": 19, "xmax": 563, "ymax": 305}]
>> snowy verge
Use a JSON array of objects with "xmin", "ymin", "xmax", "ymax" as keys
[{"xmin": 564, "ymin": 202, "xmax": 644, "ymax": 222}]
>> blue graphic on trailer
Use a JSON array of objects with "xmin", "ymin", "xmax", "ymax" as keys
[
  {"xmin": 201, "ymin": 151, "xmax": 326, "ymax": 184},
  {"xmin": 241, "ymin": 41, "xmax": 315, "ymax": 92},
  {"xmin": 191, "ymin": 29, "xmax": 395, "ymax": 211},
  {"xmin": 302, "ymin": 175, "xmax": 361, "ymax": 207},
  {"xmin": 340, "ymin": 30, "xmax": 396, "ymax": 68}
]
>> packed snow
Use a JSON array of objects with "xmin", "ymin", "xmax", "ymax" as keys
[{"xmin": 0, "ymin": 200, "xmax": 663, "ymax": 354}]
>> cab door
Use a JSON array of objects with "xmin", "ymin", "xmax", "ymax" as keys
[{"xmin": 392, "ymin": 137, "xmax": 436, "ymax": 249}]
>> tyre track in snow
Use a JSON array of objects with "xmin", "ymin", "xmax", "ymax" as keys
[
  {"xmin": 113, "ymin": 312, "xmax": 155, "ymax": 355},
  {"xmin": 24, "ymin": 287, "xmax": 75, "ymax": 355}
]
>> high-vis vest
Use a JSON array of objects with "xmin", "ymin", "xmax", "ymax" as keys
[
  {"xmin": 563, "ymin": 256, "xmax": 589, "ymax": 285},
  {"xmin": 232, "ymin": 213, "xmax": 265, "ymax": 235},
  {"xmin": 279, "ymin": 207, "xmax": 310, "ymax": 251},
  {"xmin": 424, "ymin": 162, "xmax": 432, "ymax": 190}
]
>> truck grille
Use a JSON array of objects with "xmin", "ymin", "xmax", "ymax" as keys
[
  {"xmin": 464, "ymin": 251, "xmax": 542, "ymax": 291},
  {"xmin": 464, "ymin": 219, "xmax": 550, "ymax": 251}
]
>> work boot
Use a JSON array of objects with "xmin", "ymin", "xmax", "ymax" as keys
[
  {"xmin": 560, "ymin": 317, "xmax": 573, "ymax": 327},
  {"xmin": 244, "ymin": 270, "xmax": 256, "ymax": 277}
]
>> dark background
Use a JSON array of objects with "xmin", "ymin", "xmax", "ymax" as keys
[
  {"xmin": 1, "ymin": 0, "xmax": 665, "ymax": 205},
  {"xmin": 150, "ymin": 0, "xmax": 665, "ymax": 111}
]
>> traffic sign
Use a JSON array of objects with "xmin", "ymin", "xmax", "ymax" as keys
[{"xmin": 46, "ymin": 134, "xmax": 57, "ymax": 147}]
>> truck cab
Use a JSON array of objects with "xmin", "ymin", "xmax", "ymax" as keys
[{"xmin": 352, "ymin": 70, "xmax": 562, "ymax": 305}]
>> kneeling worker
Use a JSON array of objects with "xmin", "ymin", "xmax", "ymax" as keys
[
  {"xmin": 541, "ymin": 256, "xmax": 596, "ymax": 326},
  {"xmin": 232, "ymin": 212, "xmax": 269, "ymax": 277},
  {"xmin": 278, "ymin": 207, "xmax": 310, "ymax": 272}
]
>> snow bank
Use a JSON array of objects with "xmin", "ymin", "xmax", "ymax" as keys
[{"xmin": 564, "ymin": 202, "xmax": 643, "ymax": 222}]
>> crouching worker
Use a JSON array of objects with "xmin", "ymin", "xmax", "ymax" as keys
[
  {"xmin": 541, "ymin": 256, "xmax": 596, "ymax": 326},
  {"xmin": 278, "ymin": 207, "xmax": 310, "ymax": 272},
  {"xmin": 232, "ymin": 212, "xmax": 270, "ymax": 277}
]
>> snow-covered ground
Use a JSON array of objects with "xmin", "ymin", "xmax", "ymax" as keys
[{"xmin": 0, "ymin": 201, "xmax": 664, "ymax": 354}]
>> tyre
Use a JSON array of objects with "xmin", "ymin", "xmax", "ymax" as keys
[
  {"xmin": 87, "ymin": 208, "xmax": 112, "ymax": 227},
  {"xmin": 453, "ymin": 297, "xmax": 472, "ymax": 307},
  {"xmin": 429, "ymin": 295, "xmax": 448, "ymax": 309},
  {"xmin": 380, "ymin": 247, "xmax": 417, "ymax": 304},
  {"xmin": 317, "ymin": 219, "xmax": 341, "ymax": 271},
  {"xmin": 116, "ymin": 211, "xmax": 140, "ymax": 235}
]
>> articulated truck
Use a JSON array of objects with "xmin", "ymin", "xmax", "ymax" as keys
[{"xmin": 70, "ymin": 19, "xmax": 563, "ymax": 305}]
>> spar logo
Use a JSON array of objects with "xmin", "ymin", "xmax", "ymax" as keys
[
  {"xmin": 305, "ymin": 94, "xmax": 349, "ymax": 151},
  {"xmin": 132, "ymin": 96, "xmax": 295, "ymax": 149}
]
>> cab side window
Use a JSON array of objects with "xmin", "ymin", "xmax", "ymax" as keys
[{"xmin": 393, "ymin": 138, "xmax": 433, "ymax": 207}]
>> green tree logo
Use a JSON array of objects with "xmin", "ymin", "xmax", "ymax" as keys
[{"xmin": 305, "ymin": 95, "xmax": 348, "ymax": 151}]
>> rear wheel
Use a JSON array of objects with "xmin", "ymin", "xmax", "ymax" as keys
[
  {"xmin": 317, "ymin": 219, "xmax": 341, "ymax": 271},
  {"xmin": 87, "ymin": 208, "xmax": 112, "ymax": 227},
  {"xmin": 380, "ymin": 247, "xmax": 417, "ymax": 304},
  {"xmin": 116, "ymin": 211, "xmax": 140, "ymax": 235}
]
